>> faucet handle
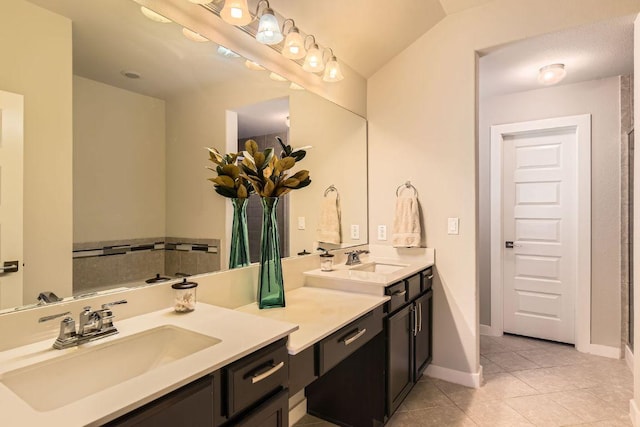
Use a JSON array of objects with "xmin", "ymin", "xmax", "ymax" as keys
[
  {"xmin": 38, "ymin": 311, "xmax": 71, "ymax": 323},
  {"xmin": 101, "ymin": 299, "xmax": 127, "ymax": 310}
]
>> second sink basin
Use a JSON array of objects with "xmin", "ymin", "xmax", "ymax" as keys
[
  {"xmin": 350, "ymin": 261, "xmax": 408, "ymax": 274},
  {"xmin": 1, "ymin": 325, "xmax": 221, "ymax": 411}
]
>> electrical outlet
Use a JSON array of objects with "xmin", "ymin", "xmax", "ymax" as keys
[
  {"xmin": 448, "ymin": 217, "xmax": 459, "ymax": 235},
  {"xmin": 377, "ymin": 225, "xmax": 387, "ymax": 241},
  {"xmin": 350, "ymin": 224, "xmax": 360, "ymax": 240},
  {"xmin": 297, "ymin": 217, "xmax": 305, "ymax": 230}
]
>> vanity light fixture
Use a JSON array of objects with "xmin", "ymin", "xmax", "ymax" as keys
[
  {"xmin": 188, "ymin": 0, "xmax": 211, "ymax": 4},
  {"xmin": 255, "ymin": 1, "xmax": 283, "ymax": 45},
  {"xmin": 220, "ymin": 0, "xmax": 252, "ymax": 26},
  {"xmin": 281, "ymin": 19, "xmax": 306, "ymax": 60},
  {"xmin": 245, "ymin": 60, "xmax": 266, "ymax": 71},
  {"xmin": 302, "ymin": 35, "xmax": 324, "ymax": 73},
  {"xmin": 322, "ymin": 49, "xmax": 344, "ymax": 82},
  {"xmin": 538, "ymin": 63, "xmax": 566, "ymax": 85},
  {"xmin": 182, "ymin": 27, "xmax": 209, "ymax": 42},
  {"xmin": 140, "ymin": 6, "xmax": 171, "ymax": 23}
]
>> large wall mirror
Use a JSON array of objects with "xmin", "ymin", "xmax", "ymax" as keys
[{"xmin": 0, "ymin": 0, "xmax": 367, "ymax": 313}]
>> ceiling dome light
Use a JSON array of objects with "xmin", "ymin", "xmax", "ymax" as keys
[
  {"xmin": 245, "ymin": 60, "xmax": 265, "ymax": 71},
  {"xmin": 256, "ymin": 5, "xmax": 283, "ymax": 45},
  {"xmin": 303, "ymin": 43, "xmax": 324, "ymax": 73},
  {"xmin": 538, "ymin": 63, "xmax": 566, "ymax": 85},
  {"xmin": 182, "ymin": 28, "xmax": 208, "ymax": 42},
  {"xmin": 220, "ymin": 0, "xmax": 252, "ymax": 26},
  {"xmin": 323, "ymin": 56, "xmax": 344, "ymax": 82},
  {"xmin": 140, "ymin": 7, "xmax": 171, "ymax": 23}
]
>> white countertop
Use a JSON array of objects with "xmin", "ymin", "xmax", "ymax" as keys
[
  {"xmin": 303, "ymin": 249, "xmax": 435, "ymax": 296},
  {"xmin": 0, "ymin": 303, "xmax": 297, "ymax": 427},
  {"xmin": 236, "ymin": 287, "xmax": 389, "ymax": 355}
]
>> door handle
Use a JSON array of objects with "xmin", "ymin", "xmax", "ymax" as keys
[
  {"xmin": 504, "ymin": 241, "xmax": 522, "ymax": 249},
  {"xmin": 0, "ymin": 261, "xmax": 19, "ymax": 274},
  {"xmin": 418, "ymin": 303, "xmax": 423, "ymax": 332},
  {"xmin": 250, "ymin": 361, "xmax": 285, "ymax": 384}
]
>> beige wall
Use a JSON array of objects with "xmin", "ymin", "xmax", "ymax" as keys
[
  {"xmin": 632, "ymin": 13, "xmax": 640, "ymax": 425},
  {"xmin": 0, "ymin": 0, "xmax": 73, "ymax": 304},
  {"xmin": 368, "ymin": 0, "xmax": 639, "ymax": 375},
  {"xmin": 478, "ymin": 77, "xmax": 622, "ymax": 348},
  {"xmin": 289, "ymin": 90, "xmax": 368, "ymax": 254},
  {"xmin": 73, "ymin": 76, "xmax": 166, "ymax": 243}
]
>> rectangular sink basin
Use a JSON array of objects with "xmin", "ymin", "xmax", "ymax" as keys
[
  {"xmin": 1, "ymin": 325, "xmax": 220, "ymax": 412},
  {"xmin": 350, "ymin": 262, "xmax": 408, "ymax": 274}
]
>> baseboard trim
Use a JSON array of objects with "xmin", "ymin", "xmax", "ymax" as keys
[
  {"xmin": 626, "ymin": 344, "xmax": 634, "ymax": 372},
  {"xmin": 582, "ymin": 343, "xmax": 621, "ymax": 359},
  {"xmin": 479, "ymin": 324, "xmax": 502, "ymax": 336},
  {"xmin": 425, "ymin": 363, "xmax": 482, "ymax": 389},
  {"xmin": 630, "ymin": 399, "xmax": 640, "ymax": 427},
  {"xmin": 288, "ymin": 398, "xmax": 307, "ymax": 426}
]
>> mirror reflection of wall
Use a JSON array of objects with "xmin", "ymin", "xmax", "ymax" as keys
[{"xmin": 0, "ymin": 0, "xmax": 368, "ymax": 313}]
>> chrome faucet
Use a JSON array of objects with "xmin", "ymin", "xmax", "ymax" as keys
[
  {"xmin": 39, "ymin": 299, "xmax": 127, "ymax": 349},
  {"xmin": 345, "ymin": 249, "xmax": 369, "ymax": 266}
]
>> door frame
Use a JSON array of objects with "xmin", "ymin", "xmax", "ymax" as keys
[{"xmin": 489, "ymin": 114, "xmax": 591, "ymax": 352}]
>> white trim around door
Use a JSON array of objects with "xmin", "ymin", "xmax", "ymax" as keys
[{"xmin": 490, "ymin": 114, "xmax": 591, "ymax": 353}]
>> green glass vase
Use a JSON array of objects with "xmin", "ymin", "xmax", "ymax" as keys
[
  {"xmin": 229, "ymin": 198, "xmax": 250, "ymax": 269},
  {"xmin": 258, "ymin": 197, "xmax": 285, "ymax": 309}
]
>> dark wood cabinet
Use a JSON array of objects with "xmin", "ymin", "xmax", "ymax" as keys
[
  {"xmin": 414, "ymin": 290, "xmax": 433, "ymax": 380},
  {"xmin": 105, "ymin": 375, "xmax": 215, "ymax": 427},
  {"xmin": 385, "ymin": 268, "xmax": 434, "ymax": 418},
  {"xmin": 387, "ymin": 304, "xmax": 414, "ymax": 415},
  {"xmin": 233, "ymin": 389, "xmax": 288, "ymax": 427}
]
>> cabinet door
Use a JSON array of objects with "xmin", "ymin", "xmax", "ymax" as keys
[
  {"xmin": 233, "ymin": 389, "xmax": 288, "ymax": 427},
  {"xmin": 105, "ymin": 375, "xmax": 214, "ymax": 427},
  {"xmin": 387, "ymin": 304, "xmax": 413, "ymax": 416},
  {"xmin": 414, "ymin": 290, "xmax": 433, "ymax": 380}
]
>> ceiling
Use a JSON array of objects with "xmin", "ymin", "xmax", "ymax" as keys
[{"xmin": 479, "ymin": 14, "xmax": 635, "ymax": 99}]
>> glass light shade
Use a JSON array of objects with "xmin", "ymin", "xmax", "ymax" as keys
[
  {"xmin": 220, "ymin": 0, "xmax": 252, "ymax": 26},
  {"xmin": 282, "ymin": 28, "xmax": 306, "ymax": 59},
  {"xmin": 538, "ymin": 63, "xmax": 566, "ymax": 85},
  {"xmin": 245, "ymin": 60, "xmax": 265, "ymax": 71},
  {"xmin": 302, "ymin": 44, "xmax": 324, "ymax": 72},
  {"xmin": 188, "ymin": 0, "xmax": 211, "ymax": 4},
  {"xmin": 182, "ymin": 28, "xmax": 208, "ymax": 43},
  {"xmin": 140, "ymin": 7, "xmax": 171, "ymax": 23},
  {"xmin": 323, "ymin": 57, "xmax": 344, "ymax": 82},
  {"xmin": 256, "ymin": 9, "xmax": 283, "ymax": 45},
  {"xmin": 269, "ymin": 72, "xmax": 287, "ymax": 82}
]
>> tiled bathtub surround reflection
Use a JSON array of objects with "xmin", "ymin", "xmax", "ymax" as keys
[
  {"xmin": 296, "ymin": 334, "xmax": 633, "ymax": 427},
  {"xmin": 73, "ymin": 237, "xmax": 220, "ymax": 294}
]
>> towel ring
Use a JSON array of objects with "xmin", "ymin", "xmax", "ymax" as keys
[
  {"xmin": 324, "ymin": 184, "xmax": 340, "ymax": 200},
  {"xmin": 396, "ymin": 181, "xmax": 418, "ymax": 197}
]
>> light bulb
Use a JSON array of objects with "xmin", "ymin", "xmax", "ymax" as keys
[{"xmin": 538, "ymin": 64, "xmax": 566, "ymax": 85}]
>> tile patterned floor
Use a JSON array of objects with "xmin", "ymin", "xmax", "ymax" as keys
[{"xmin": 294, "ymin": 334, "xmax": 633, "ymax": 427}]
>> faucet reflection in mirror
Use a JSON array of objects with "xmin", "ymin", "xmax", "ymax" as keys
[
  {"xmin": 207, "ymin": 147, "xmax": 252, "ymax": 269},
  {"xmin": 243, "ymin": 138, "xmax": 311, "ymax": 308}
]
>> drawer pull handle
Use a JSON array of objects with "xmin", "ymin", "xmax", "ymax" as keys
[
  {"xmin": 251, "ymin": 361, "xmax": 285, "ymax": 384},
  {"xmin": 418, "ymin": 302, "xmax": 423, "ymax": 332},
  {"xmin": 390, "ymin": 290, "xmax": 406, "ymax": 297},
  {"xmin": 426, "ymin": 275, "xmax": 434, "ymax": 280},
  {"xmin": 343, "ymin": 328, "xmax": 367, "ymax": 346}
]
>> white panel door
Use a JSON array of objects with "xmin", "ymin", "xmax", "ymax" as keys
[
  {"xmin": 503, "ymin": 127, "xmax": 577, "ymax": 343},
  {"xmin": 0, "ymin": 90, "xmax": 24, "ymax": 309}
]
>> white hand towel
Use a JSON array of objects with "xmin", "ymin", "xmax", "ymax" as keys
[
  {"xmin": 317, "ymin": 191, "xmax": 341, "ymax": 244},
  {"xmin": 392, "ymin": 194, "xmax": 421, "ymax": 247}
]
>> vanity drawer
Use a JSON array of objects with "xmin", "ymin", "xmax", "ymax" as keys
[
  {"xmin": 422, "ymin": 268, "xmax": 434, "ymax": 292},
  {"xmin": 225, "ymin": 338, "xmax": 288, "ymax": 418},
  {"xmin": 317, "ymin": 306, "xmax": 384, "ymax": 376},
  {"xmin": 406, "ymin": 273, "xmax": 421, "ymax": 301},
  {"xmin": 386, "ymin": 281, "xmax": 407, "ymax": 313}
]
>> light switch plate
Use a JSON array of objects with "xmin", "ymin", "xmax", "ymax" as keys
[
  {"xmin": 350, "ymin": 224, "xmax": 360, "ymax": 240},
  {"xmin": 448, "ymin": 217, "xmax": 459, "ymax": 235},
  {"xmin": 377, "ymin": 225, "xmax": 387, "ymax": 241},
  {"xmin": 297, "ymin": 217, "xmax": 305, "ymax": 230}
]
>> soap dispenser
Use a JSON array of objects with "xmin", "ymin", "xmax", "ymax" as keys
[{"xmin": 318, "ymin": 247, "xmax": 334, "ymax": 272}]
